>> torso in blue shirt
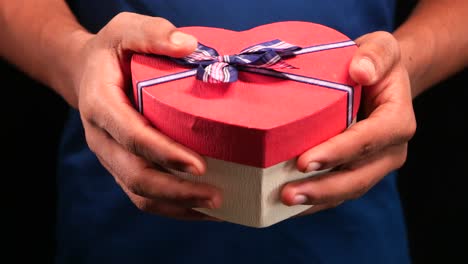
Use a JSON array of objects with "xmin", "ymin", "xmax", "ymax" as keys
[{"xmin": 58, "ymin": 1, "xmax": 410, "ymax": 263}]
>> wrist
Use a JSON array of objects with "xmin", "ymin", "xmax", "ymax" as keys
[
  {"xmin": 394, "ymin": 26, "xmax": 435, "ymax": 98},
  {"xmin": 65, "ymin": 29, "xmax": 94, "ymax": 108},
  {"xmin": 47, "ymin": 28, "xmax": 94, "ymax": 108}
]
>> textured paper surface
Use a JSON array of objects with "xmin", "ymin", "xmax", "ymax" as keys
[{"xmin": 170, "ymin": 156, "xmax": 332, "ymax": 228}]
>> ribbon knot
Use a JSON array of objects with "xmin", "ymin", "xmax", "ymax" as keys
[{"xmin": 172, "ymin": 39, "xmax": 301, "ymax": 83}]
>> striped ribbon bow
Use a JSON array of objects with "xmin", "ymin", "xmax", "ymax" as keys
[{"xmin": 172, "ymin": 39, "xmax": 301, "ymax": 83}]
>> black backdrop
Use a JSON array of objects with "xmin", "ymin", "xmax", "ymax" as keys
[
  {"xmin": 395, "ymin": 1, "xmax": 468, "ymax": 263},
  {"xmin": 6, "ymin": 1, "xmax": 467, "ymax": 262}
]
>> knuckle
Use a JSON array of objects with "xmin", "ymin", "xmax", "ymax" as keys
[
  {"xmin": 81, "ymin": 120, "xmax": 110, "ymax": 155},
  {"xmin": 343, "ymin": 126, "xmax": 377, "ymax": 158},
  {"xmin": 140, "ymin": 16, "xmax": 171, "ymax": 38},
  {"xmin": 359, "ymin": 142, "xmax": 376, "ymax": 157},
  {"xmin": 123, "ymin": 131, "xmax": 140, "ymax": 154},
  {"xmin": 349, "ymin": 186, "xmax": 369, "ymax": 200},
  {"xmin": 378, "ymin": 31, "xmax": 401, "ymax": 61},
  {"xmin": 363, "ymin": 31, "xmax": 401, "ymax": 68},
  {"xmin": 101, "ymin": 12, "xmax": 135, "ymax": 46},
  {"xmin": 157, "ymin": 141, "xmax": 185, "ymax": 167},
  {"xmin": 149, "ymin": 16, "xmax": 171, "ymax": 27},
  {"xmin": 404, "ymin": 118, "xmax": 417, "ymax": 141},
  {"xmin": 111, "ymin": 12, "xmax": 135, "ymax": 26},
  {"xmin": 399, "ymin": 112, "xmax": 417, "ymax": 143},
  {"xmin": 78, "ymin": 94, "xmax": 98, "ymax": 120},
  {"xmin": 125, "ymin": 177, "xmax": 148, "ymax": 197},
  {"xmin": 119, "ymin": 126, "xmax": 147, "ymax": 158},
  {"xmin": 113, "ymin": 120, "xmax": 147, "ymax": 156},
  {"xmin": 374, "ymin": 31, "xmax": 396, "ymax": 44},
  {"xmin": 97, "ymin": 109, "xmax": 115, "ymax": 132},
  {"xmin": 389, "ymin": 115, "xmax": 416, "ymax": 146},
  {"xmin": 349, "ymin": 179, "xmax": 371, "ymax": 200},
  {"xmin": 85, "ymin": 138, "xmax": 98, "ymax": 155},
  {"xmin": 79, "ymin": 88, "xmax": 111, "ymax": 129},
  {"xmin": 85, "ymin": 132, "xmax": 101, "ymax": 154},
  {"xmin": 394, "ymin": 146, "xmax": 408, "ymax": 169},
  {"xmin": 163, "ymin": 179, "xmax": 199, "ymax": 201},
  {"xmin": 133, "ymin": 199, "xmax": 155, "ymax": 213}
]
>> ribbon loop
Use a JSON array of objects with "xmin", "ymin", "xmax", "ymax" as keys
[{"xmin": 173, "ymin": 39, "xmax": 301, "ymax": 83}]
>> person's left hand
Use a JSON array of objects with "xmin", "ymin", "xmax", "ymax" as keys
[{"xmin": 280, "ymin": 31, "xmax": 416, "ymax": 215}]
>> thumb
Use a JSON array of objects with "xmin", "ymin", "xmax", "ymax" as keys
[
  {"xmin": 349, "ymin": 31, "xmax": 401, "ymax": 85},
  {"xmin": 104, "ymin": 12, "xmax": 198, "ymax": 58}
]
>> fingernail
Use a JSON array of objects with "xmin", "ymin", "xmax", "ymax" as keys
[
  {"xmin": 358, "ymin": 58, "xmax": 376, "ymax": 82},
  {"xmin": 292, "ymin": 194, "xmax": 308, "ymax": 205},
  {"xmin": 305, "ymin": 162, "xmax": 321, "ymax": 173},
  {"xmin": 183, "ymin": 165, "xmax": 201, "ymax": 175},
  {"xmin": 203, "ymin": 200, "xmax": 215, "ymax": 209},
  {"xmin": 194, "ymin": 199, "xmax": 215, "ymax": 209},
  {"xmin": 170, "ymin": 31, "xmax": 197, "ymax": 46}
]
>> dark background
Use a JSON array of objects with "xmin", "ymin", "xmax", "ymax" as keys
[
  {"xmin": 395, "ymin": 1, "xmax": 468, "ymax": 262},
  {"xmin": 6, "ymin": 1, "xmax": 467, "ymax": 262}
]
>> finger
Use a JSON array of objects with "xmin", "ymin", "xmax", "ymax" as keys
[
  {"xmin": 120, "ymin": 181, "xmax": 222, "ymax": 221},
  {"xmin": 296, "ymin": 67, "xmax": 415, "ymax": 173},
  {"xmin": 116, "ymin": 176, "xmax": 222, "ymax": 222},
  {"xmin": 86, "ymin": 124, "xmax": 222, "ymax": 208},
  {"xmin": 103, "ymin": 12, "xmax": 198, "ymax": 57},
  {"xmin": 349, "ymin": 31, "xmax": 401, "ymax": 85},
  {"xmin": 292, "ymin": 201, "xmax": 345, "ymax": 217},
  {"xmin": 79, "ymin": 63, "xmax": 207, "ymax": 175},
  {"xmin": 81, "ymin": 15, "xmax": 205, "ymax": 175},
  {"xmin": 283, "ymin": 144, "xmax": 406, "ymax": 206}
]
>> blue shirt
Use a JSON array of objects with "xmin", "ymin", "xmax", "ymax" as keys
[{"xmin": 58, "ymin": 1, "xmax": 410, "ymax": 263}]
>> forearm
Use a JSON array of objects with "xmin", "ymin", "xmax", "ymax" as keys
[
  {"xmin": 0, "ymin": 0, "xmax": 92, "ymax": 107},
  {"xmin": 394, "ymin": 0, "xmax": 468, "ymax": 98}
]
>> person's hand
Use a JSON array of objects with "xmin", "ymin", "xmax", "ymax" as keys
[
  {"xmin": 281, "ymin": 31, "xmax": 416, "ymax": 214},
  {"xmin": 72, "ymin": 12, "xmax": 222, "ymax": 221}
]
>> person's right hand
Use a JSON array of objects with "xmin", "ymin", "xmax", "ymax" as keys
[{"xmin": 70, "ymin": 12, "xmax": 222, "ymax": 221}]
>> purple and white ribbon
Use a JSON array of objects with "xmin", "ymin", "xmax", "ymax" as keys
[
  {"xmin": 137, "ymin": 39, "xmax": 356, "ymax": 126},
  {"xmin": 173, "ymin": 39, "xmax": 300, "ymax": 83}
]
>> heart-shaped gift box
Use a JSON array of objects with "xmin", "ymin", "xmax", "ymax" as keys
[{"xmin": 131, "ymin": 21, "xmax": 361, "ymax": 227}]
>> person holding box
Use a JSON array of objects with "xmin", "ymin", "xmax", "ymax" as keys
[{"xmin": 1, "ymin": 0, "xmax": 467, "ymax": 263}]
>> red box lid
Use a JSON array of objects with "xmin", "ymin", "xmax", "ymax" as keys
[{"xmin": 131, "ymin": 21, "xmax": 361, "ymax": 168}]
